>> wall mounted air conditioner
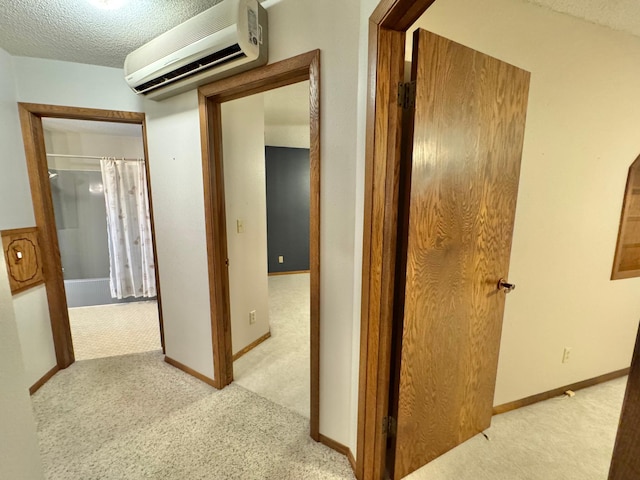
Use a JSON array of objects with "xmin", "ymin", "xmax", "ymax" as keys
[{"xmin": 124, "ymin": 0, "xmax": 268, "ymax": 101}]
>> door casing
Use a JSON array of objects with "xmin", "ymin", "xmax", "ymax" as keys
[
  {"xmin": 198, "ymin": 50, "xmax": 321, "ymax": 440},
  {"xmin": 18, "ymin": 103, "xmax": 165, "ymax": 371},
  {"xmin": 356, "ymin": 2, "xmax": 437, "ymax": 479}
]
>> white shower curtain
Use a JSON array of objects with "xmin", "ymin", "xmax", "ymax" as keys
[{"xmin": 100, "ymin": 158, "xmax": 156, "ymax": 300}]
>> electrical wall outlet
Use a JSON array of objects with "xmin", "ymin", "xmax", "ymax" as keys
[
  {"xmin": 278, "ymin": 255, "xmax": 284, "ymax": 264},
  {"xmin": 562, "ymin": 347, "xmax": 572, "ymax": 364},
  {"xmin": 249, "ymin": 310, "xmax": 256, "ymax": 325}
]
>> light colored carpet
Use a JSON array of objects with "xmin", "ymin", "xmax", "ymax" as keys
[
  {"xmin": 37, "ymin": 289, "xmax": 626, "ymax": 480},
  {"xmin": 32, "ymin": 351, "xmax": 354, "ymax": 480},
  {"xmin": 68, "ymin": 301, "xmax": 161, "ymax": 360},
  {"xmin": 405, "ymin": 376, "xmax": 627, "ymax": 480},
  {"xmin": 234, "ymin": 273, "xmax": 310, "ymax": 418}
]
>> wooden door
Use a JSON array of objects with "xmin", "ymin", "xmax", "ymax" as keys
[{"xmin": 391, "ymin": 29, "xmax": 530, "ymax": 479}]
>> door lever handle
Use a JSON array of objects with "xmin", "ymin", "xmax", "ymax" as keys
[{"xmin": 497, "ymin": 278, "xmax": 515, "ymax": 293}]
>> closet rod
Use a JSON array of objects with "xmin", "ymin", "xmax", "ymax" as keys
[{"xmin": 46, "ymin": 153, "xmax": 144, "ymax": 162}]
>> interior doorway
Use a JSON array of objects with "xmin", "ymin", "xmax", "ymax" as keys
[
  {"xmin": 42, "ymin": 117, "xmax": 162, "ymax": 361},
  {"xmin": 18, "ymin": 104, "xmax": 164, "ymax": 369},
  {"xmin": 221, "ymin": 81, "xmax": 312, "ymax": 419},
  {"xmin": 357, "ymin": 0, "xmax": 528, "ymax": 478},
  {"xmin": 199, "ymin": 50, "xmax": 321, "ymax": 440}
]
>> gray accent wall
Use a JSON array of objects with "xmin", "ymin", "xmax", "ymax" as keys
[{"xmin": 265, "ymin": 146, "xmax": 310, "ymax": 273}]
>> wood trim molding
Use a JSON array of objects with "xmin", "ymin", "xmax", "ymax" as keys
[
  {"xmin": 17, "ymin": 103, "xmax": 164, "ymax": 369},
  {"xmin": 29, "ymin": 365, "xmax": 60, "ymax": 395},
  {"xmin": 198, "ymin": 49, "xmax": 321, "ymax": 440},
  {"xmin": 198, "ymin": 94, "xmax": 232, "ymax": 391},
  {"xmin": 232, "ymin": 331, "xmax": 271, "ymax": 362},
  {"xmin": 356, "ymin": 24, "xmax": 408, "ymax": 480},
  {"xmin": 18, "ymin": 103, "xmax": 145, "ymax": 123},
  {"xmin": 1, "ymin": 227, "xmax": 40, "ymax": 236},
  {"xmin": 19, "ymin": 103, "xmax": 74, "ymax": 369},
  {"xmin": 356, "ymin": 2, "xmax": 439, "ymax": 479},
  {"xmin": 141, "ymin": 118, "xmax": 166, "ymax": 354},
  {"xmin": 308, "ymin": 50, "xmax": 322, "ymax": 442},
  {"xmin": 319, "ymin": 434, "xmax": 351, "ymax": 457},
  {"xmin": 348, "ymin": 449, "xmax": 357, "ymax": 473},
  {"xmin": 198, "ymin": 50, "xmax": 318, "ymax": 102},
  {"xmin": 318, "ymin": 434, "xmax": 356, "ymax": 472},
  {"xmin": 318, "ymin": 434, "xmax": 356, "ymax": 474},
  {"xmin": 268, "ymin": 269, "xmax": 310, "ymax": 276},
  {"xmin": 164, "ymin": 356, "xmax": 217, "ymax": 388},
  {"xmin": 374, "ymin": 0, "xmax": 437, "ymax": 29},
  {"xmin": 493, "ymin": 368, "xmax": 631, "ymax": 415}
]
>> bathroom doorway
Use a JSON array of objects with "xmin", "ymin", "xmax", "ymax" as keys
[
  {"xmin": 43, "ymin": 118, "xmax": 161, "ymax": 361},
  {"xmin": 19, "ymin": 103, "xmax": 163, "ymax": 369}
]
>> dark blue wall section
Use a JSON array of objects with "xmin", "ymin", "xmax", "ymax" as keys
[{"xmin": 265, "ymin": 146, "xmax": 310, "ymax": 273}]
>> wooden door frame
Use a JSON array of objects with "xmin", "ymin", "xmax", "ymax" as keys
[
  {"xmin": 198, "ymin": 50, "xmax": 321, "ymax": 440},
  {"xmin": 357, "ymin": 2, "xmax": 640, "ymax": 480},
  {"xmin": 356, "ymin": 2, "xmax": 440, "ymax": 479},
  {"xmin": 18, "ymin": 103, "xmax": 165, "ymax": 370}
]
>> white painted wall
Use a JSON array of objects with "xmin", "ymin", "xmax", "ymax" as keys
[
  {"xmin": 10, "ymin": 57, "xmax": 216, "ymax": 380},
  {"xmin": 6, "ymin": 0, "xmax": 363, "ymax": 450},
  {"xmin": 351, "ymin": 0, "xmax": 380, "ymax": 456},
  {"xmin": 45, "ymin": 128, "xmax": 144, "ymax": 172},
  {"xmin": 144, "ymin": 92, "xmax": 215, "ymax": 378},
  {"xmin": 0, "ymin": 48, "xmax": 57, "ymax": 389},
  {"xmin": 12, "ymin": 56, "xmax": 144, "ymax": 112},
  {"xmin": 222, "ymin": 95, "xmax": 270, "ymax": 354},
  {"xmin": 13, "ymin": 286, "xmax": 58, "ymax": 387},
  {"xmin": 264, "ymin": 125, "xmax": 310, "ymax": 148},
  {"xmin": 2, "ymin": 0, "xmax": 639, "ymax": 464},
  {"xmin": 0, "ymin": 243, "xmax": 45, "ymax": 479},
  {"xmin": 406, "ymin": 0, "xmax": 640, "ymax": 406},
  {"xmin": 263, "ymin": 80, "xmax": 310, "ymax": 148},
  {"xmin": 0, "ymin": 50, "xmax": 34, "ymax": 229},
  {"xmin": 263, "ymin": 0, "xmax": 362, "ymax": 445},
  {"xmin": 144, "ymin": 0, "xmax": 363, "ymax": 445}
]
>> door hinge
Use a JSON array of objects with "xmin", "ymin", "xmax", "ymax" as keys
[
  {"xmin": 382, "ymin": 416, "xmax": 397, "ymax": 437},
  {"xmin": 397, "ymin": 81, "xmax": 416, "ymax": 110},
  {"xmin": 225, "ymin": 258, "xmax": 229, "ymax": 267}
]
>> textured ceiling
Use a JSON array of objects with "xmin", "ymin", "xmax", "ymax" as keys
[
  {"xmin": 1, "ymin": 0, "xmax": 638, "ymax": 70},
  {"xmin": 525, "ymin": 0, "xmax": 640, "ymax": 38},
  {"xmin": 0, "ymin": 0, "xmax": 223, "ymax": 68}
]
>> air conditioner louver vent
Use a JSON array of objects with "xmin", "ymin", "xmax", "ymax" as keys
[
  {"xmin": 124, "ymin": 0, "xmax": 268, "ymax": 101},
  {"xmin": 125, "ymin": 2, "xmax": 237, "ymax": 74},
  {"xmin": 133, "ymin": 44, "xmax": 246, "ymax": 94}
]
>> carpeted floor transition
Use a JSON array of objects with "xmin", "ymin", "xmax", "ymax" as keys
[
  {"xmin": 32, "ymin": 351, "xmax": 354, "ymax": 480},
  {"xmin": 32, "ymin": 349, "xmax": 628, "ymax": 480}
]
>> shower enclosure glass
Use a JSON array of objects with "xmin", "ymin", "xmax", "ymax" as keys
[{"xmin": 49, "ymin": 168, "xmax": 149, "ymax": 307}]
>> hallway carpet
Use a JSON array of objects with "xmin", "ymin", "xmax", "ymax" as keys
[
  {"xmin": 234, "ymin": 273, "xmax": 310, "ymax": 418},
  {"xmin": 68, "ymin": 300, "xmax": 161, "ymax": 360},
  {"xmin": 407, "ymin": 376, "xmax": 626, "ymax": 480},
  {"xmin": 32, "ymin": 351, "xmax": 354, "ymax": 480}
]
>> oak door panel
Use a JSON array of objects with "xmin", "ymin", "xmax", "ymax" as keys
[{"xmin": 393, "ymin": 29, "xmax": 530, "ymax": 479}]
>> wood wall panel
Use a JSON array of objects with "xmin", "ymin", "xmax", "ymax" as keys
[
  {"xmin": 612, "ymin": 155, "xmax": 640, "ymax": 279},
  {"xmin": 1, "ymin": 227, "xmax": 45, "ymax": 294}
]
